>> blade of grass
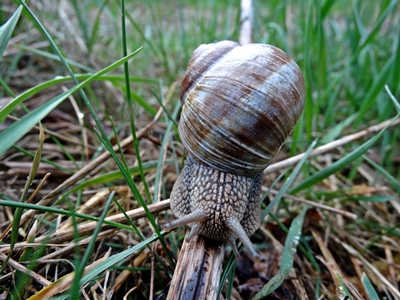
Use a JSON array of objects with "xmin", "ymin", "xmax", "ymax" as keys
[
  {"xmin": 0, "ymin": 5, "xmax": 22, "ymax": 59},
  {"xmin": 354, "ymin": 0, "xmax": 398, "ymax": 59},
  {"xmin": 94, "ymin": 129, "xmax": 175, "ymax": 267},
  {"xmin": 354, "ymin": 54, "xmax": 395, "ymax": 127},
  {"xmin": 253, "ymin": 206, "xmax": 308, "ymax": 299},
  {"xmin": 303, "ymin": 0, "xmax": 313, "ymax": 141},
  {"xmin": 153, "ymin": 97, "xmax": 180, "ymax": 204},
  {"xmin": 0, "ymin": 200, "xmax": 138, "ymax": 233},
  {"xmin": 320, "ymin": 113, "xmax": 358, "ymax": 144},
  {"xmin": 363, "ymin": 155, "xmax": 400, "ymax": 193},
  {"xmin": 290, "ymin": 112, "xmax": 400, "ymax": 194},
  {"xmin": 345, "ymin": 195, "xmax": 396, "ymax": 203},
  {"xmin": 390, "ymin": 32, "xmax": 400, "ymax": 94},
  {"xmin": 69, "ymin": 191, "xmax": 115, "ymax": 299},
  {"xmin": 68, "ymin": 160, "xmax": 167, "ymax": 195},
  {"xmin": 48, "ymin": 232, "xmax": 166, "ymax": 300},
  {"xmin": 361, "ymin": 272, "xmax": 380, "ymax": 300},
  {"xmin": 385, "ymin": 84, "xmax": 400, "ymax": 113},
  {"xmin": 0, "ymin": 124, "xmax": 43, "ymax": 273},
  {"xmin": 261, "ymin": 139, "xmax": 317, "ymax": 221},
  {"xmin": 0, "ymin": 50, "xmax": 142, "ymax": 157},
  {"xmin": 15, "ymin": 44, "xmax": 95, "ymax": 73},
  {"xmin": 120, "ymin": 0, "xmax": 152, "ymax": 204},
  {"xmin": 218, "ymin": 244, "xmax": 243, "ymax": 297},
  {"xmin": 12, "ymin": 145, "xmax": 75, "ymax": 173},
  {"xmin": 0, "ymin": 73, "xmax": 156, "ymax": 125}
]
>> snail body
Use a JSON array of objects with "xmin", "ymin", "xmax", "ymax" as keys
[{"xmin": 164, "ymin": 41, "xmax": 305, "ymax": 257}]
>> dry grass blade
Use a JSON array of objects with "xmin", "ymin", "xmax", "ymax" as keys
[
  {"xmin": 264, "ymin": 117, "xmax": 400, "ymax": 174},
  {"xmin": 0, "ymin": 252, "xmax": 51, "ymax": 287},
  {"xmin": 311, "ymin": 229, "xmax": 364, "ymax": 299},
  {"xmin": 0, "ymin": 173, "xmax": 50, "ymax": 240},
  {"xmin": 17, "ymin": 107, "xmax": 163, "ymax": 228},
  {"xmin": 58, "ymin": 188, "xmax": 111, "ymax": 231},
  {"xmin": 6, "ymin": 115, "xmax": 82, "ymax": 146},
  {"xmin": 266, "ymin": 188, "xmax": 358, "ymax": 219},
  {"xmin": 29, "ymin": 198, "xmax": 170, "ymax": 245},
  {"xmin": 341, "ymin": 242, "xmax": 400, "ymax": 299},
  {"xmin": 26, "ymin": 249, "xmax": 111, "ymax": 300}
]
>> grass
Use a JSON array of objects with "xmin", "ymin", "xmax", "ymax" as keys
[{"xmin": 0, "ymin": 0, "xmax": 400, "ymax": 299}]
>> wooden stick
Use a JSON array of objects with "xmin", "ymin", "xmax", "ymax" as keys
[{"xmin": 167, "ymin": 233, "xmax": 225, "ymax": 300}]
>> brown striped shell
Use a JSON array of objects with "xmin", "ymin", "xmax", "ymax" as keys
[{"xmin": 179, "ymin": 40, "xmax": 305, "ymax": 176}]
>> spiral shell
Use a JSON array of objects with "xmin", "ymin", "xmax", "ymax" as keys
[{"xmin": 179, "ymin": 40, "xmax": 305, "ymax": 176}]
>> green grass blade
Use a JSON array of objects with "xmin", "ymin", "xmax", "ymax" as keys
[
  {"xmin": 69, "ymin": 191, "xmax": 114, "ymax": 299},
  {"xmin": 0, "ymin": 125, "xmax": 44, "ymax": 273},
  {"xmin": 253, "ymin": 207, "xmax": 308, "ymax": 299},
  {"xmin": 385, "ymin": 84, "xmax": 400, "ymax": 113},
  {"xmin": 303, "ymin": 0, "xmax": 313, "ymax": 141},
  {"xmin": 363, "ymin": 155, "xmax": 400, "ymax": 193},
  {"xmin": 290, "ymin": 113, "xmax": 400, "ymax": 194},
  {"xmin": 68, "ymin": 160, "xmax": 165, "ymax": 194},
  {"xmin": 320, "ymin": 113, "xmax": 358, "ymax": 144},
  {"xmin": 354, "ymin": 55, "xmax": 395, "ymax": 127},
  {"xmin": 261, "ymin": 139, "xmax": 317, "ymax": 221},
  {"xmin": 15, "ymin": 44, "xmax": 95, "ymax": 72},
  {"xmin": 153, "ymin": 101, "xmax": 181, "ymax": 204},
  {"xmin": 321, "ymin": 0, "xmax": 335, "ymax": 19},
  {"xmin": 0, "ymin": 5, "xmax": 22, "ymax": 59},
  {"xmin": 0, "ymin": 200, "xmax": 135, "ymax": 232},
  {"xmin": 93, "ymin": 129, "xmax": 175, "ymax": 267},
  {"xmin": 357, "ymin": 0, "xmax": 398, "ymax": 54},
  {"xmin": 30, "ymin": 233, "xmax": 164, "ymax": 300},
  {"xmin": 120, "ymin": 0, "xmax": 152, "ymax": 204},
  {"xmin": 345, "ymin": 195, "xmax": 396, "ymax": 203},
  {"xmin": 361, "ymin": 273, "xmax": 380, "ymax": 300},
  {"xmin": 390, "ymin": 33, "xmax": 400, "ymax": 94},
  {"xmin": 0, "ymin": 73, "xmax": 155, "ymax": 125},
  {"xmin": 0, "ymin": 49, "xmax": 142, "ymax": 156}
]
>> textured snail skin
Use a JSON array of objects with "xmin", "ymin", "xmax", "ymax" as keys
[
  {"xmin": 165, "ymin": 154, "xmax": 262, "ymax": 257},
  {"xmin": 164, "ymin": 41, "xmax": 305, "ymax": 257}
]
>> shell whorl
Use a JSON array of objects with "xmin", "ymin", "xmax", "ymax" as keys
[{"xmin": 180, "ymin": 41, "xmax": 305, "ymax": 176}]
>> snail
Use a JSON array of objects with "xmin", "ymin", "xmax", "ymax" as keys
[{"xmin": 164, "ymin": 40, "xmax": 305, "ymax": 258}]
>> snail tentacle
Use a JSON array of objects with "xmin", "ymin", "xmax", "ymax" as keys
[
  {"xmin": 185, "ymin": 223, "xmax": 203, "ymax": 242},
  {"xmin": 164, "ymin": 209, "xmax": 207, "ymax": 232},
  {"xmin": 226, "ymin": 216, "xmax": 259, "ymax": 258}
]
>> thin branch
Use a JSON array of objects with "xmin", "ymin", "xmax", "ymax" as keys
[
  {"xmin": 239, "ymin": 0, "xmax": 253, "ymax": 45},
  {"xmin": 265, "ymin": 188, "xmax": 358, "ymax": 220},
  {"xmin": 264, "ymin": 117, "xmax": 400, "ymax": 174}
]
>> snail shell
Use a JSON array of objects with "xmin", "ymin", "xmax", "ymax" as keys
[
  {"xmin": 180, "ymin": 40, "xmax": 305, "ymax": 176},
  {"xmin": 165, "ymin": 41, "xmax": 305, "ymax": 257}
]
